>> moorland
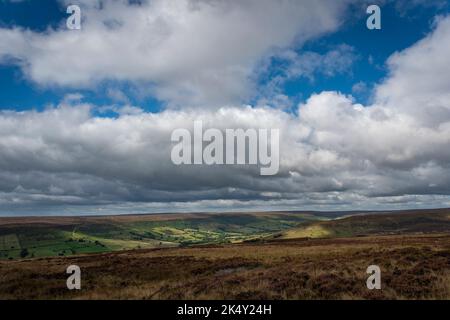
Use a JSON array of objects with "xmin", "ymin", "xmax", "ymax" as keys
[{"xmin": 0, "ymin": 208, "xmax": 449, "ymax": 299}]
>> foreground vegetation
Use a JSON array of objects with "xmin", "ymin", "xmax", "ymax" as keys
[{"xmin": 0, "ymin": 233, "xmax": 449, "ymax": 299}]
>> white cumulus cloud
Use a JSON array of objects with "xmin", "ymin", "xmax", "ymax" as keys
[{"xmin": 0, "ymin": 0, "xmax": 350, "ymax": 108}]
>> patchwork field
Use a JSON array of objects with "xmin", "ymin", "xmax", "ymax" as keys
[
  {"xmin": 0, "ymin": 208, "xmax": 449, "ymax": 300},
  {"xmin": 0, "ymin": 211, "xmax": 329, "ymax": 260}
]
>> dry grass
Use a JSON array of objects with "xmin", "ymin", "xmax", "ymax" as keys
[{"xmin": 0, "ymin": 233, "xmax": 449, "ymax": 300}]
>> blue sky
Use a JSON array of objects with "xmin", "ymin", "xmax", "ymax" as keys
[
  {"xmin": 0, "ymin": 0, "xmax": 161, "ymax": 113},
  {"xmin": 280, "ymin": 2, "xmax": 448, "ymax": 105},
  {"xmin": 1, "ymin": 0, "xmax": 450, "ymax": 215}
]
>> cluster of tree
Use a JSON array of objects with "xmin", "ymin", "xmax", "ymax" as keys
[{"xmin": 20, "ymin": 248, "xmax": 29, "ymax": 258}]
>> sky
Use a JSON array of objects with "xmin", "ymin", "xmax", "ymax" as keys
[{"xmin": 0, "ymin": 0, "xmax": 450, "ymax": 216}]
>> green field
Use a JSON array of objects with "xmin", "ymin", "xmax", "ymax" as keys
[
  {"xmin": 0, "ymin": 212, "xmax": 326, "ymax": 260},
  {"xmin": 2, "ymin": 209, "xmax": 449, "ymax": 260}
]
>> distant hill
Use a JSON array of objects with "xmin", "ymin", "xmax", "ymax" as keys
[
  {"xmin": 0, "ymin": 211, "xmax": 330, "ymax": 259},
  {"xmin": 1, "ymin": 208, "xmax": 449, "ymax": 260},
  {"xmin": 277, "ymin": 208, "xmax": 450, "ymax": 239}
]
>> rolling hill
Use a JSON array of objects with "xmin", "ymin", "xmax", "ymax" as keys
[
  {"xmin": 0, "ymin": 208, "xmax": 449, "ymax": 299},
  {"xmin": 0, "ymin": 211, "xmax": 329, "ymax": 259},
  {"xmin": 275, "ymin": 208, "xmax": 450, "ymax": 240},
  {"xmin": 1, "ymin": 208, "xmax": 449, "ymax": 260}
]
